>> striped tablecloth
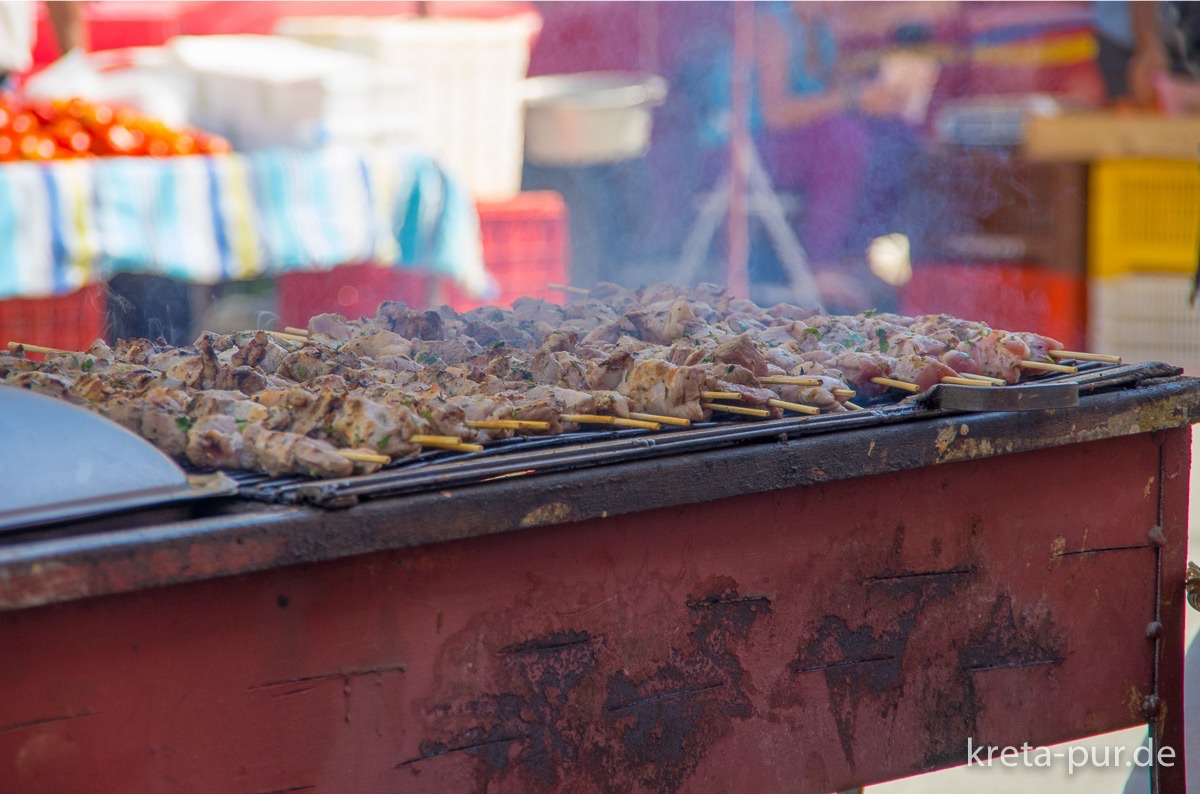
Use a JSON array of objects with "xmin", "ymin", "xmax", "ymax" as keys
[{"xmin": 0, "ymin": 145, "xmax": 494, "ymax": 300}]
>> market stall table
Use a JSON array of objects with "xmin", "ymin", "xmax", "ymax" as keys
[
  {"xmin": 0, "ymin": 367, "xmax": 1195, "ymax": 792},
  {"xmin": 0, "ymin": 144, "xmax": 491, "ymax": 344}
]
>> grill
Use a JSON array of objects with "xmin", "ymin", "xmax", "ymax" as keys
[{"xmin": 0, "ymin": 360, "xmax": 1196, "ymax": 793}]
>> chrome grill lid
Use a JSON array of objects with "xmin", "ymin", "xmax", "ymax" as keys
[{"xmin": 0, "ymin": 386, "xmax": 235, "ymax": 531}]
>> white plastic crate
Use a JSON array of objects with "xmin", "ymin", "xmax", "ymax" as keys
[
  {"xmin": 1089, "ymin": 274, "xmax": 1200, "ymax": 374},
  {"xmin": 168, "ymin": 35, "xmax": 416, "ymax": 152},
  {"xmin": 276, "ymin": 14, "xmax": 538, "ymax": 199}
]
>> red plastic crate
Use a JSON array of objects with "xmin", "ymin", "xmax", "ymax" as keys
[
  {"xmin": 446, "ymin": 191, "xmax": 569, "ymax": 312},
  {"xmin": 0, "ymin": 285, "xmax": 107, "ymax": 352},
  {"xmin": 276, "ymin": 192, "xmax": 569, "ymax": 325},
  {"xmin": 901, "ymin": 261, "xmax": 1086, "ymax": 350},
  {"xmin": 275, "ymin": 263, "xmax": 432, "ymax": 328}
]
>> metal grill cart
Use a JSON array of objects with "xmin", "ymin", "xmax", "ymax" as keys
[{"xmin": 1, "ymin": 365, "xmax": 1197, "ymax": 792}]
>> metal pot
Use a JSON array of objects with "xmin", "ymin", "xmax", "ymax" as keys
[{"xmin": 523, "ymin": 72, "xmax": 668, "ymax": 167}]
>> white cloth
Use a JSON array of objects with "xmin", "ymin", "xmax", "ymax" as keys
[{"xmin": 0, "ymin": 0, "xmax": 34, "ymax": 74}]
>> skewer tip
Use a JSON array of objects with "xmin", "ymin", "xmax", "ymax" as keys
[
  {"xmin": 1019, "ymin": 360, "xmax": 1078, "ymax": 374},
  {"xmin": 870, "ymin": 376, "xmax": 921, "ymax": 393}
]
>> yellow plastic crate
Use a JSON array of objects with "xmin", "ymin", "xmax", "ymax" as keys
[
  {"xmin": 1089, "ymin": 159, "xmax": 1200, "ymax": 278},
  {"xmin": 1089, "ymin": 274, "xmax": 1200, "ymax": 374}
]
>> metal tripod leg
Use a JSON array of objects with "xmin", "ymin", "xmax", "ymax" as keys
[
  {"xmin": 675, "ymin": 173, "xmax": 731, "ymax": 287},
  {"xmin": 675, "ymin": 141, "xmax": 823, "ymax": 309},
  {"xmin": 744, "ymin": 145, "xmax": 823, "ymax": 308}
]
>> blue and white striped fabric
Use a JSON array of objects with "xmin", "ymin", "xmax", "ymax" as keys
[
  {"xmin": 92, "ymin": 155, "xmax": 226, "ymax": 282},
  {"xmin": 0, "ymin": 145, "xmax": 489, "ymax": 300}
]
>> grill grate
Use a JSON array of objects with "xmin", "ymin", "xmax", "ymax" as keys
[{"xmin": 196, "ymin": 360, "xmax": 1171, "ymax": 510}]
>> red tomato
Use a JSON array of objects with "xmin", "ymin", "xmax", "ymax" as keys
[
  {"xmin": 47, "ymin": 119, "xmax": 82, "ymax": 145},
  {"xmin": 172, "ymin": 133, "xmax": 196, "ymax": 155},
  {"xmin": 11, "ymin": 112, "xmax": 36, "ymax": 135},
  {"xmin": 106, "ymin": 125, "xmax": 136, "ymax": 153},
  {"xmin": 28, "ymin": 99, "xmax": 55, "ymax": 125},
  {"xmin": 113, "ymin": 107, "xmax": 139, "ymax": 128},
  {"xmin": 84, "ymin": 103, "xmax": 114, "ymax": 128},
  {"xmin": 203, "ymin": 135, "xmax": 232, "ymax": 155},
  {"xmin": 66, "ymin": 131, "xmax": 90, "ymax": 153},
  {"xmin": 18, "ymin": 135, "xmax": 54, "ymax": 160}
]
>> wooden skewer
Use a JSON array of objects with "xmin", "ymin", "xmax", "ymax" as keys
[
  {"xmin": 1048, "ymin": 350, "xmax": 1122, "ymax": 364},
  {"xmin": 870, "ymin": 376, "xmax": 921, "ymax": 393},
  {"xmin": 758, "ymin": 376, "xmax": 821, "ymax": 386},
  {"xmin": 410, "ymin": 435, "xmax": 484, "ymax": 453},
  {"xmin": 844, "ymin": 401, "xmax": 864, "ymax": 411},
  {"xmin": 546, "ymin": 283, "xmax": 590, "ymax": 295},
  {"xmin": 337, "ymin": 450, "xmax": 391, "ymax": 465},
  {"xmin": 411, "ymin": 434, "xmax": 466, "ymax": 445},
  {"xmin": 629, "ymin": 412, "xmax": 691, "ymax": 427},
  {"xmin": 562, "ymin": 413, "xmax": 614, "ymax": 425},
  {"xmin": 701, "ymin": 402, "xmax": 771, "ymax": 418},
  {"xmin": 1019, "ymin": 360, "xmax": 1078, "ymax": 374},
  {"xmin": 767, "ymin": 398, "xmax": 819, "ymax": 415},
  {"xmin": 941, "ymin": 376, "xmax": 997, "ymax": 387},
  {"xmin": 958, "ymin": 372, "xmax": 1009, "ymax": 386},
  {"xmin": 831, "ymin": 388, "xmax": 856, "ymax": 397},
  {"xmin": 700, "ymin": 390, "xmax": 742, "ymax": 400},
  {"xmin": 283, "ymin": 326, "xmax": 311, "ymax": 337},
  {"xmin": 7, "ymin": 341, "xmax": 72, "ymax": 355},
  {"xmin": 465, "ymin": 420, "xmax": 552, "ymax": 431},
  {"xmin": 610, "ymin": 417, "xmax": 662, "ymax": 430},
  {"xmin": 265, "ymin": 330, "xmax": 309, "ymax": 343}
]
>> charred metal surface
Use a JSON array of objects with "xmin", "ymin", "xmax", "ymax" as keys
[
  {"xmin": 960, "ymin": 596, "xmax": 1065, "ymax": 673},
  {"xmin": 0, "ymin": 377, "xmax": 1197, "ymax": 612},
  {"xmin": 400, "ymin": 579, "xmax": 767, "ymax": 793},
  {"xmin": 792, "ymin": 559, "xmax": 978, "ymax": 766},
  {"xmin": 399, "ymin": 629, "xmax": 602, "ymax": 788}
]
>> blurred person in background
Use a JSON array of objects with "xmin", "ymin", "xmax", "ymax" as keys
[
  {"xmin": 0, "ymin": 1, "xmax": 87, "ymax": 86},
  {"xmin": 753, "ymin": 1, "xmax": 931, "ymax": 312},
  {"xmin": 1094, "ymin": 0, "xmax": 1200, "ymax": 109}
]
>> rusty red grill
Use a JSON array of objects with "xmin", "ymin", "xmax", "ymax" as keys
[{"xmin": 0, "ymin": 365, "xmax": 1194, "ymax": 793}]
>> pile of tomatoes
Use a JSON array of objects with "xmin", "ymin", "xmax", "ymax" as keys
[{"xmin": 0, "ymin": 95, "xmax": 232, "ymax": 161}]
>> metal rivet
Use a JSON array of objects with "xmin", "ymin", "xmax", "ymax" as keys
[
  {"xmin": 1141, "ymin": 694, "xmax": 1161, "ymax": 718},
  {"xmin": 1147, "ymin": 526, "xmax": 1166, "ymax": 548},
  {"xmin": 1145, "ymin": 621, "xmax": 1164, "ymax": 639}
]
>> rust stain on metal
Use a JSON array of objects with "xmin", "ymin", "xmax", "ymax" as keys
[
  {"xmin": 1125, "ymin": 685, "xmax": 1148, "ymax": 722},
  {"xmin": 789, "ymin": 560, "xmax": 976, "ymax": 767},
  {"xmin": 935, "ymin": 433, "xmax": 1017, "ymax": 465},
  {"xmin": 519, "ymin": 502, "xmax": 574, "ymax": 528},
  {"xmin": 960, "ymin": 596, "xmax": 1064, "ymax": 673},
  {"xmin": 1048, "ymin": 536, "xmax": 1068, "ymax": 569},
  {"xmin": 400, "ymin": 628, "xmax": 601, "ymax": 786},
  {"xmin": 403, "ymin": 577, "xmax": 769, "ymax": 792},
  {"xmin": 918, "ymin": 595, "xmax": 1066, "ymax": 769},
  {"xmin": 933, "ymin": 425, "xmax": 959, "ymax": 457}
]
